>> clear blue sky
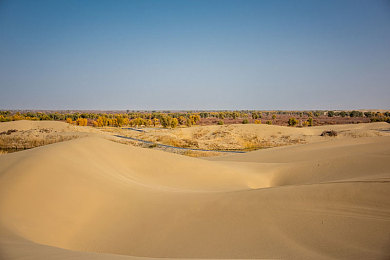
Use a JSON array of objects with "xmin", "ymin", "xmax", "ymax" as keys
[{"xmin": 0, "ymin": 0, "xmax": 389, "ymax": 110}]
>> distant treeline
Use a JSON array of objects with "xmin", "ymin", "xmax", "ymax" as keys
[{"xmin": 0, "ymin": 110, "xmax": 389, "ymax": 127}]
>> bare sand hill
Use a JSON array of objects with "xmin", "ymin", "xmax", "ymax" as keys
[{"xmin": 0, "ymin": 122, "xmax": 389, "ymax": 259}]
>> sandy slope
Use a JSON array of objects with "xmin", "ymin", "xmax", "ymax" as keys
[{"xmin": 0, "ymin": 122, "xmax": 389, "ymax": 259}]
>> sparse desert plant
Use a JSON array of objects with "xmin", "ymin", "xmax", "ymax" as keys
[
  {"xmin": 186, "ymin": 118, "xmax": 192, "ymax": 127},
  {"xmin": 320, "ymin": 130, "xmax": 338, "ymax": 137},
  {"xmin": 217, "ymin": 120, "xmax": 224, "ymax": 125},
  {"xmin": 76, "ymin": 118, "xmax": 88, "ymax": 126},
  {"xmin": 265, "ymin": 120, "xmax": 272, "ymax": 125},
  {"xmin": 159, "ymin": 115, "xmax": 171, "ymax": 128},
  {"xmin": 350, "ymin": 110, "xmax": 363, "ymax": 117},
  {"xmin": 190, "ymin": 115, "xmax": 200, "ymax": 125},
  {"xmin": 178, "ymin": 116, "xmax": 186, "ymax": 125},
  {"xmin": 370, "ymin": 117, "xmax": 390, "ymax": 123},
  {"xmin": 242, "ymin": 119, "xmax": 249, "ymax": 124},
  {"xmin": 288, "ymin": 117, "xmax": 298, "ymax": 126},
  {"xmin": 272, "ymin": 114, "xmax": 276, "ymax": 119},
  {"xmin": 0, "ymin": 129, "xmax": 18, "ymax": 135},
  {"xmin": 0, "ymin": 133, "xmax": 80, "ymax": 150},
  {"xmin": 307, "ymin": 117, "xmax": 313, "ymax": 126},
  {"xmin": 254, "ymin": 120, "xmax": 261, "ymax": 124},
  {"xmin": 182, "ymin": 150, "xmax": 221, "ymax": 157},
  {"xmin": 171, "ymin": 118, "xmax": 178, "ymax": 128}
]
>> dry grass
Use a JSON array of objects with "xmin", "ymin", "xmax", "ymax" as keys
[
  {"xmin": 0, "ymin": 128, "xmax": 80, "ymax": 151},
  {"xmin": 0, "ymin": 135, "xmax": 80, "ymax": 150},
  {"xmin": 155, "ymin": 136, "xmax": 187, "ymax": 147},
  {"xmin": 108, "ymin": 125, "xmax": 309, "ymax": 152},
  {"xmin": 182, "ymin": 150, "xmax": 221, "ymax": 157}
]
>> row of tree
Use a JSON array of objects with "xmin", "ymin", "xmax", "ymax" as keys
[{"xmin": 1, "ymin": 110, "xmax": 389, "ymax": 127}]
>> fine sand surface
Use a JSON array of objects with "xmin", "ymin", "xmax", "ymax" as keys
[{"xmin": 0, "ymin": 121, "xmax": 389, "ymax": 259}]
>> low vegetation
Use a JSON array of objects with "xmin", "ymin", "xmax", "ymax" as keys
[
  {"xmin": 320, "ymin": 130, "xmax": 338, "ymax": 137},
  {"xmin": 0, "ymin": 110, "xmax": 389, "ymax": 129},
  {"xmin": 0, "ymin": 128, "xmax": 80, "ymax": 151}
]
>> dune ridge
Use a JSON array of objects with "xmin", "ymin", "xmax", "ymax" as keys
[{"xmin": 0, "ymin": 123, "xmax": 389, "ymax": 259}]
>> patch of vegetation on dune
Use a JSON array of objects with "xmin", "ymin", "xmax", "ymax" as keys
[{"xmin": 0, "ymin": 128, "xmax": 80, "ymax": 152}]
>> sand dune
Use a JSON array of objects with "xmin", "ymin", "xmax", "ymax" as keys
[{"xmin": 0, "ymin": 122, "xmax": 389, "ymax": 259}]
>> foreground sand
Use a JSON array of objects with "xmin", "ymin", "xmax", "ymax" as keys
[{"xmin": 0, "ymin": 122, "xmax": 389, "ymax": 259}]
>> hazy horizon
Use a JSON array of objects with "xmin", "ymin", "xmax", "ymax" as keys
[{"xmin": 1, "ymin": 0, "xmax": 389, "ymax": 110}]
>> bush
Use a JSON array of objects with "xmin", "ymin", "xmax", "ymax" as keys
[
  {"xmin": 265, "ymin": 120, "xmax": 272, "ymax": 125},
  {"xmin": 288, "ymin": 117, "xmax": 298, "ymax": 126},
  {"xmin": 171, "ymin": 118, "xmax": 178, "ymax": 128},
  {"xmin": 350, "ymin": 110, "xmax": 363, "ymax": 117},
  {"xmin": 242, "ymin": 119, "xmax": 249, "ymax": 124},
  {"xmin": 159, "ymin": 115, "xmax": 172, "ymax": 128},
  {"xmin": 370, "ymin": 117, "xmax": 390, "ymax": 123},
  {"xmin": 178, "ymin": 116, "xmax": 186, "ymax": 125},
  {"xmin": 76, "ymin": 118, "xmax": 88, "ymax": 126},
  {"xmin": 186, "ymin": 118, "xmax": 192, "ymax": 127},
  {"xmin": 307, "ymin": 117, "xmax": 313, "ymax": 126},
  {"xmin": 217, "ymin": 120, "xmax": 224, "ymax": 125},
  {"xmin": 153, "ymin": 118, "xmax": 159, "ymax": 127},
  {"xmin": 320, "ymin": 130, "xmax": 338, "ymax": 137},
  {"xmin": 254, "ymin": 120, "xmax": 261, "ymax": 124}
]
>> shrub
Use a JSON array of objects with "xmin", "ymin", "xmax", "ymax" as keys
[
  {"xmin": 364, "ymin": 112, "xmax": 372, "ymax": 118},
  {"xmin": 320, "ymin": 130, "xmax": 338, "ymax": 137},
  {"xmin": 76, "ymin": 118, "xmax": 88, "ymax": 126},
  {"xmin": 350, "ymin": 110, "xmax": 363, "ymax": 117},
  {"xmin": 370, "ymin": 117, "xmax": 390, "ymax": 123},
  {"xmin": 153, "ymin": 118, "xmax": 159, "ymax": 127},
  {"xmin": 160, "ymin": 115, "xmax": 172, "ymax": 128},
  {"xmin": 272, "ymin": 114, "xmax": 276, "ymax": 119},
  {"xmin": 288, "ymin": 117, "xmax": 298, "ymax": 126},
  {"xmin": 242, "ymin": 119, "xmax": 249, "ymax": 124},
  {"xmin": 171, "ymin": 118, "xmax": 178, "ymax": 128},
  {"xmin": 217, "ymin": 120, "xmax": 224, "ymax": 125},
  {"xmin": 265, "ymin": 120, "xmax": 272, "ymax": 125},
  {"xmin": 186, "ymin": 118, "xmax": 192, "ymax": 127},
  {"xmin": 254, "ymin": 120, "xmax": 261, "ymax": 124},
  {"xmin": 190, "ymin": 115, "xmax": 200, "ymax": 125},
  {"xmin": 178, "ymin": 116, "xmax": 186, "ymax": 125},
  {"xmin": 252, "ymin": 112, "xmax": 260, "ymax": 119},
  {"xmin": 307, "ymin": 117, "xmax": 313, "ymax": 126}
]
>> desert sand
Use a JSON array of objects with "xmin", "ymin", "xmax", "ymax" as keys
[{"xmin": 0, "ymin": 121, "xmax": 389, "ymax": 259}]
